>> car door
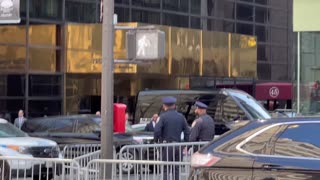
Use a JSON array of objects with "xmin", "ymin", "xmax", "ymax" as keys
[{"xmin": 252, "ymin": 122, "xmax": 320, "ymax": 180}]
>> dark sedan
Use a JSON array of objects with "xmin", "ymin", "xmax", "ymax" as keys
[
  {"xmin": 189, "ymin": 117, "xmax": 320, "ymax": 180},
  {"xmin": 21, "ymin": 114, "xmax": 154, "ymax": 173}
]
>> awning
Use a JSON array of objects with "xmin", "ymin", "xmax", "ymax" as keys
[{"xmin": 255, "ymin": 82, "xmax": 292, "ymax": 100}]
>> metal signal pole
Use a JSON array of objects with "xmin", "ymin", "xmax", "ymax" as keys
[{"xmin": 101, "ymin": 0, "xmax": 114, "ymax": 178}]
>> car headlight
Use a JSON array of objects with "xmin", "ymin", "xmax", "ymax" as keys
[{"xmin": 6, "ymin": 145, "xmax": 29, "ymax": 154}]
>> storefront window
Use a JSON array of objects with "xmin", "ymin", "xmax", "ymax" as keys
[
  {"xmin": 29, "ymin": 75, "xmax": 61, "ymax": 96},
  {"xmin": 28, "ymin": 100, "xmax": 61, "ymax": 117},
  {"xmin": 297, "ymin": 32, "xmax": 320, "ymax": 115}
]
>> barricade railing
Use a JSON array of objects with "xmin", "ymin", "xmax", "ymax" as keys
[
  {"xmin": 84, "ymin": 159, "xmax": 190, "ymax": 180},
  {"xmin": 0, "ymin": 156, "xmax": 81, "ymax": 180},
  {"xmin": 62, "ymin": 144, "xmax": 101, "ymax": 159},
  {"xmin": 118, "ymin": 141, "xmax": 208, "ymax": 176}
]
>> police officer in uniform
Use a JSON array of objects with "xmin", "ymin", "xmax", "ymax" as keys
[
  {"xmin": 154, "ymin": 96, "xmax": 190, "ymax": 180},
  {"xmin": 189, "ymin": 101, "xmax": 215, "ymax": 142}
]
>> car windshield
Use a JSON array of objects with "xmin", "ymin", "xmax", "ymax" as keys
[
  {"xmin": 227, "ymin": 90, "xmax": 271, "ymax": 120},
  {"xmin": 0, "ymin": 123, "xmax": 27, "ymax": 138}
]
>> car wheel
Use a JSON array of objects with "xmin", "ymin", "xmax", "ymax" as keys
[
  {"xmin": 0, "ymin": 160, "xmax": 10, "ymax": 180},
  {"xmin": 118, "ymin": 150, "xmax": 137, "ymax": 174}
]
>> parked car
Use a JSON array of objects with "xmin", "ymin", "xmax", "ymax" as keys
[
  {"xmin": 21, "ymin": 114, "xmax": 154, "ymax": 173},
  {"xmin": 135, "ymin": 89, "xmax": 271, "ymax": 135},
  {"xmin": 189, "ymin": 117, "xmax": 320, "ymax": 179},
  {"xmin": 0, "ymin": 118, "xmax": 62, "ymax": 180}
]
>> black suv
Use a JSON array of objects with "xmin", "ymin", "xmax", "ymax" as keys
[{"xmin": 134, "ymin": 89, "xmax": 271, "ymax": 135}]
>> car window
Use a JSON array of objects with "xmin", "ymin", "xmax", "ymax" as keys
[
  {"xmin": 273, "ymin": 123, "xmax": 320, "ymax": 158},
  {"xmin": 0, "ymin": 123, "xmax": 27, "ymax": 137},
  {"xmin": 76, "ymin": 117, "xmax": 100, "ymax": 133},
  {"xmin": 213, "ymin": 124, "xmax": 270, "ymax": 155},
  {"xmin": 226, "ymin": 90, "xmax": 271, "ymax": 120},
  {"xmin": 22, "ymin": 118, "xmax": 56, "ymax": 132},
  {"xmin": 241, "ymin": 125, "xmax": 283, "ymax": 155},
  {"xmin": 135, "ymin": 92, "xmax": 220, "ymax": 125},
  {"xmin": 215, "ymin": 95, "xmax": 248, "ymax": 124},
  {"xmin": 49, "ymin": 118, "xmax": 74, "ymax": 132}
]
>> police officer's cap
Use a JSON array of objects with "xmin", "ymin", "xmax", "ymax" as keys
[
  {"xmin": 195, "ymin": 101, "xmax": 208, "ymax": 109},
  {"xmin": 162, "ymin": 96, "xmax": 177, "ymax": 105}
]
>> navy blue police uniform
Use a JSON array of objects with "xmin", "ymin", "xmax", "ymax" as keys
[
  {"xmin": 154, "ymin": 96, "xmax": 190, "ymax": 180},
  {"xmin": 189, "ymin": 101, "xmax": 215, "ymax": 142}
]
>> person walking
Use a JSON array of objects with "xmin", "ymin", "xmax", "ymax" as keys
[
  {"xmin": 189, "ymin": 101, "xmax": 215, "ymax": 142},
  {"xmin": 144, "ymin": 113, "xmax": 158, "ymax": 132},
  {"xmin": 14, "ymin": 110, "xmax": 27, "ymax": 129},
  {"xmin": 154, "ymin": 96, "xmax": 190, "ymax": 180}
]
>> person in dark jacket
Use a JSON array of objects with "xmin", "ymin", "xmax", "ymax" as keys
[
  {"xmin": 144, "ymin": 113, "xmax": 158, "ymax": 132},
  {"xmin": 154, "ymin": 96, "xmax": 190, "ymax": 180},
  {"xmin": 189, "ymin": 101, "xmax": 215, "ymax": 142}
]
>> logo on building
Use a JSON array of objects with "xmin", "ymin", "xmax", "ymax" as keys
[
  {"xmin": 269, "ymin": 87, "xmax": 280, "ymax": 98},
  {"xmin": 0, "ymin": 0, "xmax": 20, "ymax": 24}
]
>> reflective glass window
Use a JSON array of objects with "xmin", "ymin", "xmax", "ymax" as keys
[
  {"xmin": 163, "ymin": 13, "xmax": 189, "ymax": 28},
  {"xmin": 274, "ymin": 124, "xmax": 320, "ymax": 158},
  {"xmin": 28, "ymin": 100, "xmax": 61, "ymax": 117},
  {"xmin": 132, "ymin": 0, "xmax": 160, "ymax": 8},
  {"xmin": 255, "ymin": 0, "xmax": 268, "ymax": 4},
  {"xmin": 257, "ymin": 63, "xmax": 271, "ymax": 80},
  {"xmin": 269, "ymin": 0, "xmax": 287, "ymax": 10},
  {"xmin": 255, "ymin": 7, "xmax": 268, "ymax": 23},
  {"xmin": 236, "ymin": 4, "xmax": 253, "ymax": 21},
  {"xmin": 271, "ymin": 64, "xmax": 288, "ymax": 81},
  {"xmin": 257, "ymin": 45, "xmax": 270, "ymax": 61},
  {"xmin": 163, "ymin": 0, "xmax": 188, "ymax": 12},
  {"xmin": 29, "ymin": 0, "xmax": 63, "ymax": 20},
  {"xmin": 271, "ymin": 28, "xmax": 287, "ymax": 45},
  {"xmin": 271, "ymin": 46, "xmax": 288, "ymax": 63},
  {"xmin": 242, "ymin": 125, "xmax": 282, "ymax": 154},
  {"xmin": 224, "ymin": 20, "xmax": 235, "ymax": 32},
  {"xmin": 65, "ymin": 1, "xmax": 97, "ymax": 23},
  {"xmin": 239, "ymin": 0, "xmax": 253, "ymax": 2},
  {"xmin": 20, "ymin": 0, "xmax": 26, "ymax": 18},
  {"xmin": 223, "ymin": 1, "xmax": 235, "ymax": 19},
  {"xmin": 115, "ymin": 0, "xmax": 129, "ymax": 4},
  {"xmin": 115, "ymin": 7, "xmax": 130, "ymax": 22},
  {"xmin": 29, "ymin": 75, "xmax": 61, "ymax": 97},
  {"xmin": 191, "ymin": 17, "xmax": 201, "ymax": 29},
  {"xmin": 29, "ymin": 48, "xmax": 58, "ymax": 72},
  {"xmin": 76, "ymin": 117, "xmax": 100, "ymax": 133},
  {"xmin": 0, "ymin": 45, "xmax": 26, "ymax": 72},
  {"xmin": 0, "ymin": 75, "xmax": 26, "ymax": 97},
  {"xmin": 255, "ymin": 25, "xmax": 268, "ymax": 42},
  {"xmin": 132, "ymin": 9, "xmax": 160, "ymax": 24},
  {"xmin": 236, "ymin": 23, "xmax": 253, "ymax": 35},
  {"xmin": 190, "ymin": 0, "xmax": 200, "ymax": 14},
  {"xmin": 269, "ymin": 9, "xmax": 287, "ymax": 27}
]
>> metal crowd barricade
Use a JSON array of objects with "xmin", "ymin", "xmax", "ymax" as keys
[
  {"xmin": 62, "ymin": 144, "xmax": 101, "ymax": 159},
  {"xmin": 118, "ymin": 141, "xmax": 208, "ymax": 176},
  {"xmin": 84, "ymin": 159, "xmax": 190, "ymax": 180},
  {"xmin": 0, "ymin": 156, "xmax": 81, "ymax": 180}
]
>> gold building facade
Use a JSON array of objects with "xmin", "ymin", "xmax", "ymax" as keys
[{"xmin": 0, "ymin": 23, "xmax": 257, "ymax": 117}]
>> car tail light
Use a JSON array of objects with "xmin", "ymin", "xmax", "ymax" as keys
[{"xmin": 191, "ymin": 152, "xmax": 221, "ymax": 167}]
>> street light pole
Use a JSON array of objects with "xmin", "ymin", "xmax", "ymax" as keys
[{"xmin": 101, "ymin": 0, "xmax": 114, "ymax": 178}]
